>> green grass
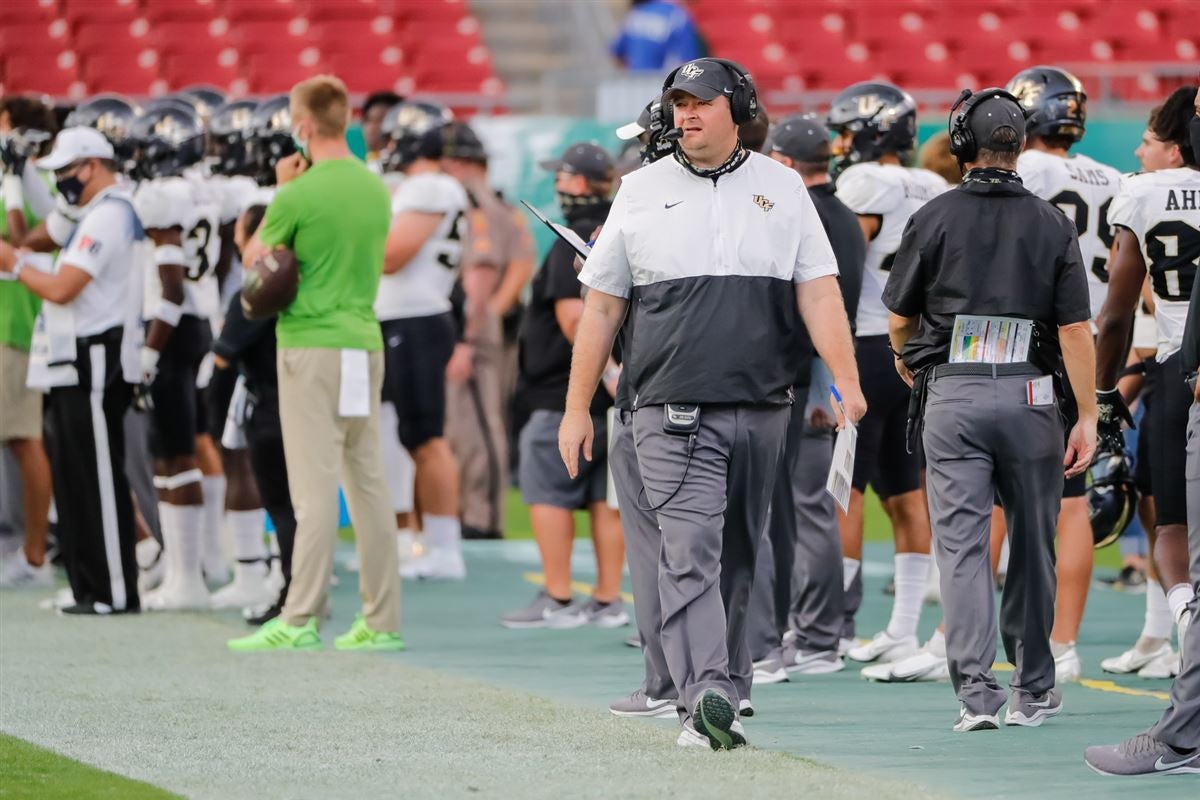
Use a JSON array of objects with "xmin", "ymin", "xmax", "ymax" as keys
[{"xmin": 0, "ymin": 734, "xmax": 180, "ymax": 800}]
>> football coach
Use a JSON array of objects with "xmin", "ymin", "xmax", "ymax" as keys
[{"xmin": 559, "ymin": 58, "xmax": 865, "ymax": 750}]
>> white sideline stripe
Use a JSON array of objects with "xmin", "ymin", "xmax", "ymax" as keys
[{"xmin": 90, "ymin": 345, "xmax": 126, "ymax": 611}]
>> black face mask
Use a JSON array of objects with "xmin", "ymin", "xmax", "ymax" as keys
[
  {"xmin": 55, "ymin": 174, "xmax": 85, "ymax": 206},
  {"xmin": 557, "ymin": 191, "xmax": 609, "ymax": 223}
]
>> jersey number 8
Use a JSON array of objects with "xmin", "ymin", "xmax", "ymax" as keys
[{"xmin": 1146, "ymin": 220, "xmax": 1200, "ymax": 302}]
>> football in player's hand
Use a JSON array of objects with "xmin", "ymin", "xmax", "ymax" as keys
[{"xmin": 241, "ymin": 247, "xmax": 299, "ymax": 320}]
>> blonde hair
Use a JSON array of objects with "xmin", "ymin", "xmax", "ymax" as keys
[
  {"xmin": 918, "ymin": 131, "xmax": 961, "ymax": 184},
  {"xmin": 290, "ymin": 75, "xmax": 350, "ymax": 138}
]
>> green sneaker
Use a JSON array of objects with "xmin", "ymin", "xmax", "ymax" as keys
[
  {"xmin": 227, "ymin": 617, "xmax": 323, "ymax": 652},
  {"xmin": 334, "ymin": 615, "xmax": 406, "ymax": 652}
]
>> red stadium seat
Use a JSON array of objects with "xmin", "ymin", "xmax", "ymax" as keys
[
  {"xmin": 0, "ymin": 0, "xmax": 61, "ymax": 26},
  {"xmin": 400, "ymin": 0, "xmax": 469, "ymax": 22},
  {"xmin": 73, "ymin": 19, "xmax": 154, "ymax": 53},
  {"xmin": 161, "ymin": 48, "xmax": 240, "ymax": 91},
  {"xmin": 244, "ymin": 52, "xmax": 326, "ymax": 93},
  {"xmin": 61, "ymin": 0, "xmax": 141, "ymax": 25},
  {"xmin": 142, "ymin": 0, "xmax": 220, "ymax": 23},
  {"xmin": 325, "ymin": 49, "xmax": 409, "ymax": 93},
  {"xmin": 314, "ymin": 17, "xmax": 400, "ymax": 51},
  {"xmin": 306, "ymin": 0, "xmax": 396, "ymax": 21},
  {"xmin": 4, "ymin": 51, "xmax": 82, "ymax": 96},
  {"xmin": 81, "ymin": 49, "xmax": 162, "ymax": 89}
]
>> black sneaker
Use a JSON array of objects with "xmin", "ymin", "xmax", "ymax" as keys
[
  {"xmin": 245, "ymin": 597, "xmax": 284, "ymax": 626},
  {"xmin": 59, "ymin": 602, "xmax": 140, "ymax": 616}
]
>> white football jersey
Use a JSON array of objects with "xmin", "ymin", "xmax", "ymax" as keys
[
  {"xmin": 134, "ymin": 175, "xmax": 221, "ymax": 320},
  {"xmin": 375, "ymin": 172, "xmax": 468, "ymax": 321},
  {"xmin": 1018, "ymin": 149, "xmax": 1123, "ymax": 319},
  {"xmin": 1108, "ymin": 167, "xmax": 1200, "ymax": 361},
  {"xmin": 835, "ymin": 162, "xmax": 949, "ymax": 336}
]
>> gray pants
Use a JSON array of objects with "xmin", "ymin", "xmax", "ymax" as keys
[
  {"xmin": 123, "ymin": 408, "xmax": 161, "ymax": 541},
  {"xmin": 1187, "ymin": 401, "xmax": 1199, "ymax": 583},
  {"xmin": 1151, "ymin": 590, "xmax": 1200, "ymax": 749},
  {"xmin": 610, "ymin": 409, "xmax": 675, "ymax": 700},
  {"xmin": 749, "ymin": 401, "xmax": 843, "ymax": 660},
  {"xmin": 923, "ymin": 372, "xmax": 1062, "ymax": 716},
  {"xmin": 633, "ymin": 403, "xmax": 788, "ymax": 713}
]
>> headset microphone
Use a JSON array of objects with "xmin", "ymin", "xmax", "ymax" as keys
[{"xmin": 663, "ymin": 127, "xmax": 684, "ymax": 141}]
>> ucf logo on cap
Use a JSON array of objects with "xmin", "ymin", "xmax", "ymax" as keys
[
  {"xmin": 680, "ymin": 63, "xmax": 704, "ymax": 80},
  {"xmin": 753, "ymin": 195, "xmax": 774, "ymax": 212}
]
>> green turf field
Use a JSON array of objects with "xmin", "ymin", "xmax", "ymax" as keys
[{"xmin": 0, "ymin": 494, "xmax": 1169, "ymax": 799}]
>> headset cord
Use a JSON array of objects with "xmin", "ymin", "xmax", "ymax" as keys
[{"xmin": 635, "ymin": 433, "xmax": 697, "ymax": 512}]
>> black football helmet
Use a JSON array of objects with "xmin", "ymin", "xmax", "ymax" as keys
[
  {"xmin": 64, "ymin": 94, "xmax": 140, "ymax": 171},
  {"xmin": 439, "ymin": 120, "xmax": 487, "ymax": 163},
  {"xmin": 205, "ymin": 99, "xmax": 258, "ymax": 176},
  {"xmin": 1005, "ymin": 66, "xmax": 1087, "ymax": 144},
  {"xmin": 379, "ymin": 101, "xmax": 453, "ymax": 172},
  {"xmin": 130, "ymin": 102, "xmax": 205, "ymax": 180},
  {"xmin": 1086, "ymin": 446, "xmax": 1137, "ymax": 549},
  {"xmin": 826, "ymin": 81, "xmax": 917, "ymax": 172},
  {"xmin": 0, "ymin": 96, "xmax": 56, "ymax": 176},
  {"xmin": 247, "ymin": 94, "xmax": 296, "ymax": 186},
  {"xmin": 177, "ymin": 85, "xmax": 227, "ymax": 123}
]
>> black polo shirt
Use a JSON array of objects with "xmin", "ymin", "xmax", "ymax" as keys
[
  {"xmin": 1183, "ymin": 267, "xmax": 1200, "ymax": 376},
  {"xmin": 213, "ymin": 291, "xmax": 278, "ymax": 398},
  {"xmin": 883, "ymin": 172, "xmax": 1091, "ymax": 371},
  {"xmin": 518, "ymin": 211, "xmax": 613, "ymax": 416}
]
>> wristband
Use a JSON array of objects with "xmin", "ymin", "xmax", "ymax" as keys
[
  {"xmin": 154, "ymin": 244, "xmax": 188, "ymax": 266},
  {"xmin": 153, "ymin": 300, "xmax": 183, "ymax": 326}
]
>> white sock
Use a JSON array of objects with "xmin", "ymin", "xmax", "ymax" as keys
[
  {"xmin": 997, "ymin": 537, "xmax": 1010, "ymax": 577},
  {"xmin": 1167, "ymin": 583, "xmax": 1196, "ymax": 625},
  {"xmin": 135, "ymin": 537, "xmax": 161, "ymax": 570},
  {"xmin": 176, "ymin": 503, "xmax": 206, "ymax": 581},
  {"xmin": 267, "ymin": 532, "xmax": 281, "ymax": 558},
  {"xmin": 886, "ymin": 552, "xmax": 931, "ymax": 640},
  {"xmin": 1142, "ymin": 580, "xmax": 1174, "ymax": 641},
  {"xmin": 157, "ymin": 503, "xmax": 183, "ymax": 584},
  {"xmin": 201, "ymin": 475, "xmax": 227, "ymax": 567},
  {"xmin": 423, "ymin": 515, "xmax": 461, "ymax": 552},
  {"xmin": 842, "ymin": 557, "xmax": 861, "ymax": 593},
  {"xmin": 227, "ymin": 509, "xmax": 268, "ymax": 563}
]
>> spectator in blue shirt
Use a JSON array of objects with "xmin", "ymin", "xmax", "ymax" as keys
[{"xmin": 611, "ymin": 0, "xmax": 703, "ymax": 71}]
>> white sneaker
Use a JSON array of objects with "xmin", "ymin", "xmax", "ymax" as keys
[
  {"xmin": 1053, "ymin": 643, "xmax": 1082, "ymax": 683},
  {"xmin": 677, "ymin": 723, "xmax": 711, "ymax": 748},
  {"xmin": 400, "ymin": 547, "xmax": 466, "ymax": 581},
  {"xmin": 39, "ymin": 587, "xmax": 75, "ymax": 611},
  {"xmin": 846, "ymin": 629, "xmax": 918, "ymax": 663},
  {"xmin": 953, "ymin": 704, "xmax": 999, "ymax": 732},
  {"xmin": 542, "ymin": 600, "xmax": 589, "ymax": 630},
  {"xmin": 210, "ymin": 562, "xmax": 274, "ymax": 609},
  {"xmin": 1101, "ymin": 639, "xmax": 1172, "ymax": 674},
  {"xmin": 136, "ymin": 538, "xmax": 165, "ymax": 593},
  {"xmin": 396, "ymin": 530, "xmax": 417, "ymax": 564},
  {"xmin": 266, "ymin": 557, "xmax": 285, "ymax": 595},
  {"xmin": 862, "ymin": 634, "xmax": 950, "ymax": 682},
  {"xmin": 838, "ymin": 637, "xmax": 855, "ymax": 656},
  {"xmin": 144, "ymin": 574, "xmax": 210, "ymax": 611},
  {"xmin": 752, "ymin": 654, "xmax": 790, "ymax": 685},
  {"xmin": 738, "ymin": 698, "xmax": 754, "ymax": 718},
  {"xmin": 1137, "ymin": 648, "xmax": 1180, "ymax": 679},
  {"xmin": 0, "ymin": 549, "xmax": 53, "ymax": 588}
]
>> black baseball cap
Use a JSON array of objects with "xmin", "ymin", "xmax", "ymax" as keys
[
  {"xmin": 664, "ymin": 59, "xmax": 737, "ymax": 102},
  {"xmin": 968, "ymin": 93, "xmax": 1026, "ymax": 152},
  {"xmin": 766, "ymin": 113, "xmax": 831, "ymax": 162},
  {"xmin": 538, "ymin": 142, "xmax": 614, "ymax": 180}
]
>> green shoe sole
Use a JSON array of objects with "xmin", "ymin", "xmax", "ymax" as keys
[{"xmin": 334, "ymin": 637, "xmax": 406, "ymax": 652}]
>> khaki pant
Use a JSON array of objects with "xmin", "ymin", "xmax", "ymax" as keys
[
  {"xmin": 277, "ymin": 348, "xmax": 399, "ymax": 632},
  {"xmin": 446, "ymin": 312, "xmax": 508, "ymax": 533}
]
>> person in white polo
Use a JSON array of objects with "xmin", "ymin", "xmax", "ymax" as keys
[{"xmin": 0, "ymin": 127, "xmax": 145, "ymax": 615}]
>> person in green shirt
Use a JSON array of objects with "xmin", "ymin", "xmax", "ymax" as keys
[
  {"xmin": 228, "ymin": 75, "xmax": 402, "ymax": 653},
  {"xmin": 0, "ymin": 94, "xmax": 54, "ymax": 588}
]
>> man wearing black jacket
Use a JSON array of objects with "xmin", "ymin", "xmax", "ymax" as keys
[
  {"xmin": 748, "ymin": 114, "xmax": 865, "ymax": 682},
  {"xmin": 212, "ymin": 204, "xmax": 296, "ymax": 624}
]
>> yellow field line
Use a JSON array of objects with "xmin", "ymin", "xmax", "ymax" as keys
[
  {"xmin": 523, "ymin": 572, "xmax": 636, "ymax": 605},
  {"xmin": 1079, "ymin": 679, "xmax": 1170, "ymax": 701}
]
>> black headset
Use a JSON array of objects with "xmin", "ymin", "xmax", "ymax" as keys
[
  {"xmin": 948, "ymin": 87, "xmax": 1021, "ymax": 163},
  {"xmin": 661, "ymin": 58, "xmax": 759, "ymax": 125}
]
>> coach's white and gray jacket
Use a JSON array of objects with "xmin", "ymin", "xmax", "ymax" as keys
[{"xmin": 580, "ymin": 150, "xmax": 838, "ymax": 406}]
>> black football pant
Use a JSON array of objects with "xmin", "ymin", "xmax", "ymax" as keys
[{"xmin": 245, "ymin": 393, "xmax": 295, "ymax": 606}]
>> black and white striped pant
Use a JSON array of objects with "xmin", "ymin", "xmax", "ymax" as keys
[{"xmin": 43, "ymin": 328, "xmax": 138, "ymax": 612}]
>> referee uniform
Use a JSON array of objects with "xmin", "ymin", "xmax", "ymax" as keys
[
  {"xmin": 577, "ymin": 61, "xmax": 843, "ymax": 746},
  {"xmin": 17, "ymin": 128, "xmax": 145, "ymax": 614},
  {"xmin": 883, "ymin": 91, "xmax": 1094, "ymax": 730}
]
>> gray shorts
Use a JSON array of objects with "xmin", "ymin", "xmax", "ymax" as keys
[{"xmin": 519, "ymin": 409, "xmax": 609, "ymax": 510}]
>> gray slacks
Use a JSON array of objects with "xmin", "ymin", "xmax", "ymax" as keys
[
  {"xmin": 749, "ymin": 400, "xmax": 843, "ymax": 660},
  {"xmin": 633, "ymin": 403, "xmax": 788, "ymax": 714},
  {"xmin": 922, "ymin": 372, "xmax": 1062, "ymax": 716},
  {"xmin": 1186, "ymin": 401, "xmax": 1199, "ymax": 583},
  {"xmin": 1151, "ymin": 590, "xmax": 1200, "ymax": 749},
  {"xmin": 610, "ymin": 409, "xmax": 675, "ymax": 700}
]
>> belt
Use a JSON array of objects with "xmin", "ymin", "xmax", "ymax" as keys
[{"xmin": 932, "ymin": 362, "xmax": 1042, "ymax": 380}]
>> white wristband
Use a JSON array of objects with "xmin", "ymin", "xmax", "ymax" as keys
[
  {"xmin": 2, "ymin": 174, "xmax": 24, "ymax": 212},
  {"xmin": 154, "ymin": 244, "xmax": 188, "ymax": 266},
  {"xmin": 153, "ymin": 301, "xmax": 183, "ymax": 326}
]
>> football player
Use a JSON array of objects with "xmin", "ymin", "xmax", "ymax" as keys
[
  {"xmin": 827, "ymin": 81, "xmax": 948, "ymax": 665},
  {"xmin": 376, "ymin": 101, "xmax": 469, "ymax": 580},
  {"xmin": 1096, "ymin": 86, "xmax": 1199, "ymax": 663},
  {"xmin": 1004, "ymin": 65, "xmax": 1125, "ymax": 682},
  {"xmin": 130, "ymin": 101, "xmax": 222, "ymax": 610}
]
